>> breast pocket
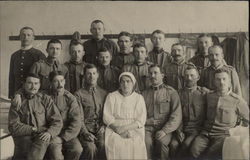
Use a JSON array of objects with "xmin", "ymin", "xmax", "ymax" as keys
[
  {"xmin": 219, "ymin": 107, "xmax": 234, "ymax": 124},
  {"xmin": 159, "ymin": 99, "xmax": 170, "ymax": 114}
]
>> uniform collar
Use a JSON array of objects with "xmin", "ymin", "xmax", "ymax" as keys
[
  {"xmin": 135, "ymin": 61, "xmax": 147, "ymax": 66},
  {"xmin": 216, "ymin": 88, "xmax": 231, "ymax": 96},
  {"xmin": 172, "ymin": 59, "xmax": 185, "ymax": 65},
  {"xmin": 151, "ymin": 83, "xmax": 164, "ymax": 90},
  {"xmin": 153, "ymin": 47, "xmax": 164, "ymax": 54},
  {"xmin": 185, "ymin": 85, "xmax": 198, "ymax": 92},
  {"xmin": 98, "ymin": 64, "xmax": 111, "ymax": 69},
  {"xmin": 92, "ymin": 37, "xmax": 106, "ymax": 43},
  {"xmin": 70, "ymin": 60, "xmax": 83, "ymax": 65},
  {"xmin": 84, "ymin": 84, "xmax": 97, "ymax": 93},
  {"xmin": 21, "ymin": 45, "xmax": 33, "ymax": 51},
  {"xmin": 211, "ymin": 62, "xmax": 224, "ymax": 70},
  {"xmin": 46, "ymin": 57, "xmax": 60, "ymax": 66}
]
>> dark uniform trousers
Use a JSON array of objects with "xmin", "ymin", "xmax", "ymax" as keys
[{"xmin": 75, "ymin": 85, "xmax": 107, "ymax": 160}]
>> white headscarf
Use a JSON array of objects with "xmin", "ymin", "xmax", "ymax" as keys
[{"xmin": 119, "ymin": 72, "xmax": 136, "ymax": 86}]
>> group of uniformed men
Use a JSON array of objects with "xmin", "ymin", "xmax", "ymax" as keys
[{"xmin": 8, "ymin": 19, "xmax": 249, "ymax": 160}]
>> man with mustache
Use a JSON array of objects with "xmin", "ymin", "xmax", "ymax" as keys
[
  {"xmin": 75, "ymin": 64, "xmax": 107, "ymax": 160},
  {"xmin": 65, "ymin": 40, "xmax": 86, "ymax": 93},
  {"xmin": 190, "ymin": 68, "xmax": 249, "ymax": 160},
  {"xmin": 142, "ymin": 64, "xmax": 182, "ymax": 160},
  {"xmin": 83, "ymin": 20, "xmax": 118, "ymax": 64},
  {"xmin": 8, "ymin": 73, "xmax": 63, "ymax": 160},
  {"xmin": 171, "ymin": 65, "xmax": 210, "ymax": 159},
  {"xmin": 9, "ymin": 26, "xmax": 46, "ymax": 99},
  {"xmin": 96, "ymin": 47, "xmax": 120, "ymax": 92},
  {"xmin": 189, "ymin": 34, "xmax": 214, "ymax": 73},
  {"xmin": 148, "ymin": 30, "xmax": 172, "ymax": 69},
  {"xmin": 113, "ymin": 31, "xmax": 135, "ymax": 69},
  {"xmin": 163, "ymin": 43, "xmax": 193, "ymax": 90},
  {"xmin": 200, "ymin": 45, "xmax": 242, "ymax": 96},
  {"xmin": 44, "ymin": 71, "xmax": 82, "ymax": 160}
]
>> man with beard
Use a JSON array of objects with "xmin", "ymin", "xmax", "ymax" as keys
[
  {"xmin": 9, "ymin": 26, "xmax": 46, "ymax": 99},
  {"xmin": 200, "ymin": 45, "xmax": 242, "ymax": 96},
  {"xmin": 189, "ymin": 34, "xmax": 213, "ymax": 73},
  {"xmin": 148, "ymin": 30, "xmax": 172, "ymax": 69},
  {"xmin": 96, "ymin": 47, "xmax": 120, "ymax": 92},
  {"xmin": 163, "ymin": 43, "xmax": 193, "ymax": 90},
  {"xmin": 75, "ymin": 64, "xmax": 107, "ymax": 160},
  {"xmin": 65, "ymin": 40, "xmax": 87, "ymax": 93},
  {"xmin": 83, "ymin": 20, "xmax": 118, "ymax": 64},
  {"xmin": 113, "ymin": 31, "xmax": 135, "ymax": 69},
  {"xmin": 122, "ymin": 43, "xmax": 152, "ymax": 92},
  {"xmin": 171, "ymin": 65, "xmax": 210, "ymax": 159},
  {"xmin": 46, "ymin": 71, "xmax": 83, "ymax": 160},
  {"xmin": 142, "ymin": 64, "xmax": 182, "ymax": 160},
  {"xmin": 8, "ymin": 73, "xmax": 63, "ymax": 160},
  {"xmin": 190, "ymin": 68, "xmax": 249, "ymax": 160}
]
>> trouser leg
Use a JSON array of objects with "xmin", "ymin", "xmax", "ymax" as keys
[
  {"xmin": 190, "ymin": 134, "xmax": 210, "ymax": 159},
  {"xmin": 47, "ymin": 136, "xmax": 64, "ymax": 160},
  {"xmin": 12, "ymin": 136, "xmax": 32, "ymax": 160},
  {"xmin": 63, "ymin": 137, "xmax": 83, "ymax": 160},
  {"xmin": 27, "ymin": 137, "xmax": 50, "ymax": 160},
  {"xmin": 145, "ymin": 130, "xmax": 154, "ymax": 159},
  {"xmin": 155, "ymin": 133, "xmax": 172, "ymax": 160}
]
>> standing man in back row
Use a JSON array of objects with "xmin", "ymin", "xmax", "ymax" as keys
[
  {"xmin": 83, "ymin": 20, "xmax": 118, "ymax": 64},
  {"xmin": 9, "ymin": 26, "xmax": 46, "ymax": 99}
]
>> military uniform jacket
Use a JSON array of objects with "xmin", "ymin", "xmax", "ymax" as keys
[
  {"xmin": 9, "ymin": 48, "xmax": 46, "ymax": 98},
  {"xmin": 65, "ymin": 61, "xmax": 86, "ymax": 94},
  {"xmin": 179, "ymin": 86, "xmax": 210, "ymax": 134},
  {"xmin": 83, "ymin": 38, "xmax": 119, "ymax": 64},
  {"xmin": 8, "ymin": 90, "xmax": 63, "ymax": 138},
  {"xmin": 113, "ymin": 52, "xmax": 135, "ymax": 69},
  {"xmin": 30, "ymin": 57, "xmax": 70, "ymax": 91},
  {"xmin": 148, "ymin": 48, "xmax": 172, "ymax": 69},
  {"xmin": 46, "ymin": 89, "xmax": 81, "ymax": 142},
  {"xmin": 97, "ymin": 64, "xmax": 121, "ymax": 92},
  {"xmin": 200, "ymin": 63, "xmax": 242, "ymax": 96},
  {"xmin": 142, "ymin": 84, "xmax": 182, "ymax": 134},
  {"xmin": 163, "ymin": 60, "xmax": 191, "ymax": 90},
  {"xmin": 74, "ymin": 85, "xmax": 107, "ymax": 134},
  {"xmin": 122, "ymin": 62, "xmax": 152, "ymax": 92},
  {"xmin": 202, "ymin": 91, "xmax": 249, "ymax": 136},
  {"xmin": 189, "ymin": 53, "xmax": 210, "ymax": 73}
]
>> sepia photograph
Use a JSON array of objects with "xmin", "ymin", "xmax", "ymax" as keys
[{"xmin": 0, "ymin": 1, "xmax": 249, "ymax": 160}]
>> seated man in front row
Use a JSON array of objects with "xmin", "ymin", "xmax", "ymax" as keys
[
  {"xmin": 142, "ymin": 64, "xmax": 182, "ymax": 160},
  {"xmin": 8, "ymin": 73, "xmax": 63, "ymax": 160},
  {"xmin": 46, "ymin": 71, "xmax": 83, "ymax": 160},
  {"xmin": 75, "ymin": 64, "xmax": 108, "ymax": 160},
  {"xmin": 190, "ymin": 68, "xmax": 249, "ymax": 160}
]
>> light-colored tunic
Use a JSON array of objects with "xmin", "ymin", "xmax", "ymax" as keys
[{"xmin": 103, "ymin": 91, "xmax": 147, "ymax": 160}]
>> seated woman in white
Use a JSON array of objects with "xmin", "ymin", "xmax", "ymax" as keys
[{"xmin": 103, "ymin": 72, "xmax": 147, "ymax": 159}]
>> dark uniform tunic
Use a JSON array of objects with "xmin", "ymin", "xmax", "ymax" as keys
[
  {"xmin": 112, "ymin": 52, "xmax": 135, "ymax": 69},
  {"xmin": 148, "ymin": 48, "xmax": 172, "ymax": 69},
  {"xmin": 122, "ymin": 62, "xmax": 152, "ymax": 92},
  {"xmin": 97, "ymin": 64, "xmax": 120, "ymax": 92},
  {"xmin": 9, "ymin": 48, "xmax": 46, "ymax": 98},
  {"xmin": 200, "ymin": 63, "xmax": 242, "ymax": 96},
  {"xmin": 83, "ymin": 38, "xmax": 118, "ymax": 64},
  {"xmin": 163, "ymin": 60, "xmax": 191, "ymax": 90},
  {"xmin": 30, "ymin": 57, "xmax": 70, "ymax": 92},
  {"xmin": 65, "ymin": 61, "xmax": 86, "ymax": 94},
  {"xmin": 189, "ymin": 54, "xmax": 210, "ymax": 73}
]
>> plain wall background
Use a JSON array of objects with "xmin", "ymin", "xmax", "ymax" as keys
[{"xmin": 0, "ymin": 1, "xmax": 248, "ymax": 98}]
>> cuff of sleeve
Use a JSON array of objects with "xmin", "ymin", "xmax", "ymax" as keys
[
  {"xmin": 136, "ymin": 121, "xmax": 143, "ymax": 129},
  {"xmin": 47, "ymin": 129, "xmax": 56, "ymax": 138}
]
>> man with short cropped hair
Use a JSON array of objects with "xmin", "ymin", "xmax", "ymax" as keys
[
  {"xmin": 83, "ymin": 20, "xmax": 118, "ymax": 64},
  {"xmin": 113, "ymin": 31, "xmax": 135, "ymax": 69},
  {"xmin": 8, "ymin": 73, "xmax": 63, "ymax": 160},
  {"xmin": 9, "ymin": 26, "xmax": 46, "ymax": 99},
  {"xmin": 148, "ymin": 30, "xmax": 172, "ymax": 69}
]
